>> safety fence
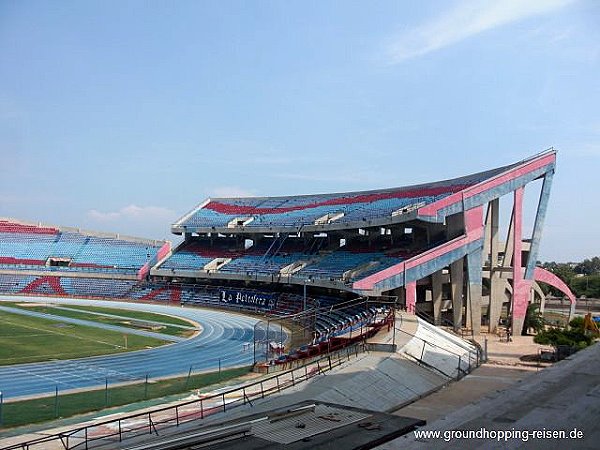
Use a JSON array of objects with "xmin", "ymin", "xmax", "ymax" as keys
[{"xmin": 0, "ymin": 344, "xmax": 366, "ymax": 450}]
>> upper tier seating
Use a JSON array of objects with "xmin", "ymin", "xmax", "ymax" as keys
[
  {"xmin": 176, "ymin": 163, "xmax": 512, "ymax": 231},
  {"xmin": 183, "ymin": 194, "xmax": 444, "ymax": 229},
  {"xmin": 159, "ymin": 236, "xmax": 312, "ymax": 275},
  {"xmin": 0, "ymin": 220, "xmax": 161, "ymax": 273},
  {"xmin": 219, "ymin": 238, "xmax": 306, "ymax": 274}
]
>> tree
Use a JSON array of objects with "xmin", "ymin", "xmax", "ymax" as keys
[
  {"xmin": 575, "ymin": 257, "xmax": 600, "ymax": 276},
  {"xmin": 522, "ymin": 303, "xmax": 544, "ymax": 335},
  {"xmin": 539, "ymin": 258, "xmax": 600, "ymax": 298},
  {"xmin": 540, "ymin": 261, "xmax": 576, "ymax": 297},
  {"xmin": 571, "ymin": 275, "xmax": 600, "ymax": 298}
]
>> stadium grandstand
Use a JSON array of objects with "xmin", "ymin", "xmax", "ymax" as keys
[
  {"xmin": 0, "ymin": 218, "xmax": 167, "ymax": 277},
  {"xmin": 0, "ymin": 150, "xmax": 576, "ymax": 357},
  {"xmin": 0, "ymin": 149, "xmax": 587, "ymax": 449},
  {"xmin": 153, "ymin": 149, "xmax": 574, "ymax": 336}
]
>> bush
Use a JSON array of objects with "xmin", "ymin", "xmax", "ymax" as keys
[
  {"xmin": 569, "ymin": 316, "xmax": 585, "ymax": 330},
  {"xmin": 534, "ymin": 327, "xmax": 594, "ymax": 349},
  {"xmin": 522, "ymin": 303, "xmax": 545, "ymax": 335}
]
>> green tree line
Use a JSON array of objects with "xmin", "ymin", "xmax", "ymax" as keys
[{"xmin": 539, "ymin": 257, "xmax": 600, "ymax": 298}]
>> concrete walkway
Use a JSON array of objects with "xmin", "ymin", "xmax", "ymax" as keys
[
  {"xmin": 191, "ymin": 313, "xmax": 448, "ymax": 422},
  {"xmin": 378, "ymin": 342, "xmax": 600, "ymax": 449}
]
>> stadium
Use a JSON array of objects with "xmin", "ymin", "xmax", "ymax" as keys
[{"xmin": 0, "ymin": 149, "xmax": 587, "ymax": 449}]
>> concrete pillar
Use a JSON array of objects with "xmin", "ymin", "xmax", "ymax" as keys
[
  {"xmin": 488, "ymin": 198, "xmax": 503, "ymax": 333},
  {"xmin": 482, "ymin": 202, "xmax": 492, "ymax": 266},
  {"xmin": 525, "ymin": 171, "xmax": 554, "ymax": 280},
  {"xmin": 466, "ymin": 249, "xmax": 483, "ymax": 335},
  {"xmin": 532, "ymin": 282, "xmax": 545, "ymax": 313},
  {"xmin": 450, "ymin": 258, "xmax": 464, "ymax": 331},
  {"xmin": 405, "ymin": 281, "xmax": 417, "ymax": 314},
  {"xmin": 539, "ymin": 294, "xmax": 546, "ymax": 313},
  {"xmin": 503, "ymin": 213, "xmax": 515, "ymax": 269},
  {"xmin": 446, "ymin": 211, "xmax": 465, "ymax": 331},
  {"xmin": 511, "ymin": 188, "xmax": 529, "ymax": 336},
  {"xmin": 569, "ymin": 301, "xmax": 576, "ymax": 323},
  {"xmin": 432, "ymin": 270, "xmax": 443, "ymax": 325}
]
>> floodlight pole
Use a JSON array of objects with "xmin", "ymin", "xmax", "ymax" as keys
[{"xmin": 0, "ymin": 391, "xmax": 3, "ymax": 426}]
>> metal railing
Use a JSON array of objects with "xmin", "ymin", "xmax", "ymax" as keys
[
  {"xmin": 0, "ymin": 344, "xmax": 366, "ymax": 450},
  {"xmin": 394, "ymin": 319, "xmax": 482, "ymax": 381}
]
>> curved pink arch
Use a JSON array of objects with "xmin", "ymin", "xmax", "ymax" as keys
[{"xmin": 534, "ymin": 267, "xmax": 576, "ymax": 305}]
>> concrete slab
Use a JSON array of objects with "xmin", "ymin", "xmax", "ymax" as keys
[
  {"xmin": 378, "ymin": 342, "xmax": 600, "ymax": 449},
  {"xmin": 401, "ymin": 318, "xmax": 478, "ymax": 378}
]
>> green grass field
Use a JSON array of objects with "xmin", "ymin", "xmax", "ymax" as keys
[
  {"xmin": 0, "ymin": 310, "xmax": 170, "ymax": 366},
  {"xmin": 58, "ymin": 304, "xmax": 195, "ymax": 327},
  {"xmin": 0, "ymin": 366, "xmax": 252, "ymax": 429},
  {"xmin": 5, "ymin": 303, "xmax": 197, "ymax": 338}
]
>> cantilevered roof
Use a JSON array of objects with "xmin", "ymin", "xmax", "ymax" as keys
[{"xmin": 173, "ymin": 151, "xmax": 555, "ymax": 234}]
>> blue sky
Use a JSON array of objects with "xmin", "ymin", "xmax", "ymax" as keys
[{"xmin": 1, "ymin": 0, "xmax": 598, "ymax": 261}]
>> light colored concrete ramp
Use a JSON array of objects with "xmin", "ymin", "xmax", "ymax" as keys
[
  {"xmin": 368, "ymin": 312, "xmax": 419, "ymax": 350},
  {"xmin": 400, "ymin": 318, "xmax": 478, "ymax": 378},
  {"xmin": 313, "ymin": 355, "xmax": 446, "ymax": 411},
  {"xmin": 196, "ymin": 350, "xmax": 448, "ymax": 426},
  {"xmin": 195, "ymin": 315, "xmax": 451, "ymax": 425}
]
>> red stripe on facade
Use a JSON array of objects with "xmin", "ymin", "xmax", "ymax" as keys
[{"xmin": 205, "ymin": 184, "xmax": 474, "ymax": 216}]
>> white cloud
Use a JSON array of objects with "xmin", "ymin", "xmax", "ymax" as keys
[
  {"xmin": 209, "ymin": 186, "xmax": 257, "ymax": 198},
  {"xmin": 385, "ymin": 0, "xmax": 576, "ymax": 64},
  {"xmin": 87, "ymin": 205, "xmax": 176, "ymax": 222}
]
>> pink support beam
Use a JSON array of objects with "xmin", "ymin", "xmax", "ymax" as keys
[
  {"xmin": 137, "ymin": 263, "xmax": 150, "ymax": 281},
  {"xmin": 534, "ymin": 267, "xmax": 576, "ymax": 304},
  {"xmin": 405, "ymin": 281, "xmax": 417, "ymax": 314},
  {"xmin": 138, "ymin": 242, "xmax": 171, "ymax": 280},
  {"xmin": 512, "ymin": 187, "xmax": 529, "ymax": 320},
  {"xmin": 353, "ymin": 207, "xmax": 483, "ymax": 291},
  {"xmin": 418, "ymin": 152, "xmax": 555, "ymax": 217},
  {"xmin": 464, "ymin": 206, "xmax": 484, "ymax": 234}
]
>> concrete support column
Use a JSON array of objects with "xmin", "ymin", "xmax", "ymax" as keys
[
  {"xmin": 405, "ymin": 281, "xmax": 417, "ymax": 314},
  {"xmin": 539, "ymin": 291, "xmax": 546, "ymax": 314},
  {"xmin": 488, "ymin": 198, "xmax": 503, "ymax": 333},
  {"xmin": 532, "ymin": 282, "xmax": 545, "ymax": 313},
  {"xmin": 525, "ymin": 171, "xmax": 554, "ymax": 280},
  {"xmin": 482, "ymin": 202, "xmax": 493, "ymax": 266},
  {"xmin": 432, "ymin": 271, "xmax": 443, "ymax": 325},
  {"xmin": 450, "ymin": 258, "xmax": 464, "ymax": 331},
  {"xmin": 512, "ymin": 188, "xmax": 529, "ymax": 336},
  {"xmin": 466, "ymin": 249, "xmax": 483, "ymax": 335}
]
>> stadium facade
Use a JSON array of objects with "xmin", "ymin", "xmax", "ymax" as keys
[
  {"xmin": 0, "ymin": 149, "xmax": 575, "ymax": 338},
  {"xmin": 151, "ymin": 149, "xmax": 574, "ymax": 335}
]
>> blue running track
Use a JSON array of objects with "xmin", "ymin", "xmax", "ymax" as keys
[{"xmin": 0, "ymin": 295, "xmax": 276, "ymax": 400}]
